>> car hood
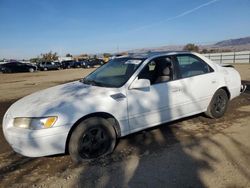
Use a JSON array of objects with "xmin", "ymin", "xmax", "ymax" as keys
[{"xmin": 7, "ymin": 81, "xmax": 123, "ymax": 117}]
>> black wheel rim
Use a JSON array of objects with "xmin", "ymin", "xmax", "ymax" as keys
[
  {"xmin": 213, "ymin": 94, "xmax": 226, "ymax": 113},
  {"xmin": 78, "ymin": 127, "xmax": 111, "ymax": 159}
]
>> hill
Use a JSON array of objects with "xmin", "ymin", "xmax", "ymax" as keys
[
  {"xmin": 215, "ymin": 36, "xmax": 250, "ymax": 46},
  {"xmin": 124, "ymin": 36, "xmax": 250, "ymax": 54}
]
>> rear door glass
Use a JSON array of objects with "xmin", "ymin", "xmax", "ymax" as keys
[{"xmin": 176, "ymin": 54, "xmax": 213, "ymax": 78}]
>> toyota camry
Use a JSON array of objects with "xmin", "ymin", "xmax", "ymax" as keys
[{"xmin": 2, "ymin": 52, "xmax": 243, "ymax": 163}]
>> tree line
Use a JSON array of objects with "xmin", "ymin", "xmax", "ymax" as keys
[
  {"xmin": 29, "ymin": 45, "xmax": 233, "ymax": 63},
  {"xmin": 183, "ymin": 43, "xmax": 233, "ymax": 53}
]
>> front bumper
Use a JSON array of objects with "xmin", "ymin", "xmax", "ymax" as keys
[{"xmin": 3, "ymin": 124, "xmax": 71, "ymax": 157}]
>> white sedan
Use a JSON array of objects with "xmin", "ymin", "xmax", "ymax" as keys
[{"xmin": 2, "ymin": 52, "xmax": 243, "ymax": 162}]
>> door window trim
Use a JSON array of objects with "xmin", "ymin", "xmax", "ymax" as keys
[{"xmin": 136, "ymin": 55, "xmax": 178, "ymax": 86}]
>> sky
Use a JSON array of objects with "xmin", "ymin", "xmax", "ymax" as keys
[{"xmin": 0, "ymin": 0, "xmax": 250, "ymax": 59}]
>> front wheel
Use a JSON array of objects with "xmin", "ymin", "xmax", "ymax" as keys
[
  {"xmin": 69, "ymin": 117, "xmax": 116, "ymax": 163},
  {"xmin": 3, "ymin": 68, "xmax": 12, "ymax": 73},
  {"xmin": 205, "ymin": 89, "xmax": 229, "ymax": 118}
]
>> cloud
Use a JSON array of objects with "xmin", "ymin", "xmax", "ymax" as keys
[
  {"xmin": 126, "ymin": 0, "xmax": 221, "ymax": 33},
  {"xmin": 172, "ymin": 0, "xmax": 221, "ymax": 19}
]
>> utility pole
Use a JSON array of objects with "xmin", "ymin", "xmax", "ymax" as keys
[{"xmin": 117, "ymin": 44, "xmax": 119, "ymax": 54}]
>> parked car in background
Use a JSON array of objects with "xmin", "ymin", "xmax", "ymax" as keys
[
  {"xmin": 2, "ymin": 52, "xmax": 243, "ymax": 163},
  {"xmin": 61, "ymin": 60, "xmax": 75, "ymax": 69},
  {"xmin": 0, "ymin": 61, "xmax": 37, "ymax": 73},
  {"xmin": 71, "ymin": 61, "xmax": 83, "ymax": 68},
  {"xmin": 38, "ymin": 61, "xmax": 61, "ymax": 71},
  {"xmin": 82, "ymin": 59, "xmax": 104, "ymax": 68}
]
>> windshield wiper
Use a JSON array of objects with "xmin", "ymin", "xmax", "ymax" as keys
[{"xmin": 81, "ymin": 79, "xmax": 104, "ymax": 87}]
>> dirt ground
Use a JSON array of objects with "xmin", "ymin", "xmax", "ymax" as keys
[{"xmin": 0, "ymin": 65, "xmax": 250, "ymax": 188}]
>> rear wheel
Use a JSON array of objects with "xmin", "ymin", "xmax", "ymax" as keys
[
  {"xmin": 29, "ymin": 68, "xmax": 34, "ymax": 72},
  {"xmin": 69, "ymin": 117, "xmax": 116, "ymax": 163},
  {"xmin": 205, "ymin": 89, "xmax": 229, "ymax": 118}
]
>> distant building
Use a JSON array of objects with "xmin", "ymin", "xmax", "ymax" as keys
[
  {"xmin": 58, "ymin": 56, "xmax": 73, "ymax": 62},
  {"xmin": 73, "ymin": 54, "xmax": 89, "ymax": 61}
]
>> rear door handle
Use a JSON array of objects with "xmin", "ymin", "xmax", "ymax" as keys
[
  {"xmin": 172, "ymin": 88, "xmax": 181, "ymax": 92},
  {"xmin": 211, "ymin": 80, "xmax": 217, "ymax": 84}
]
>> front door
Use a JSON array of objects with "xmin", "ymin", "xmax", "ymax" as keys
[{"xmin": 127, "ymin": 56, "xmax": 183, "ymax": 133}]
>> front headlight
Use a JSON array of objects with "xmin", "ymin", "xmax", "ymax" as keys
[{"xmin": 13, "ymin": 117, "xmax": 57, "ymax": 130}]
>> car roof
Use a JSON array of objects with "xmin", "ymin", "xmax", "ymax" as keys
[
  {"xmin": 3, "ymin": 61, "xmax": 21, "ymax": 65},
  {"xmin": 117, "ymin": 51, "xmax": 193, "ymax": 60}
]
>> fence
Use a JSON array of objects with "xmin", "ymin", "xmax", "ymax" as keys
[{"xmin": 203, "ymin": 51, "xmax": 250, "ymax": 64}]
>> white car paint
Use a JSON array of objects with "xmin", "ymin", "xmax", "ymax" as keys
[{"xmin": 2, "ymin": 52, "xmax": 242, "ymax": 157}]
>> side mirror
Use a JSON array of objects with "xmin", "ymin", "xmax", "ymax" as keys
[{"xmin": 130, "ymin": 78, "xmax": 150, "ymax": 90}]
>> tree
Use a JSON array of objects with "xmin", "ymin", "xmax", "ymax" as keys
[
  {"xmin": 40, "ymin": 51, "xmax": 58, "ymax": 62},
  {"xmin": 66, "ymin": 53, "xmax": 72, "ymax": 57},
  {"xmin": 30, "ymin": 57, "xmax": 41, "ymax": 63},
  {"xmin": 201, "ymin": 48, "xmax": 208, "ymax": 54},
  {"xmin": 183, "ymin": 43, "xmax": 199, "ymax": 52},
  {"xmin": 103, "ymin": 53, "xmax": 112, "ymax": 58}
]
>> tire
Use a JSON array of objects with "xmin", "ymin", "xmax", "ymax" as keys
[
  {"xmin": 29, "ymin": 68, "xmax": 34, "ymax": 73},
  {"xmin": 43, "ymin": 67, "xmax": 48, "ymax": 71},
  {"xmin": 69, "ymin": 117, "xmax": 116, "ymax": 163},
  {"xmin": 87, "ymin": 65, "xmax": 90, "ymax": 68},
  {"xmin": 205, "ymin": 89, "xmax": 229, "ymax": 119}
]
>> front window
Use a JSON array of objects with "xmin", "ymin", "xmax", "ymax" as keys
[
  {"xmin": 81, "ymin": 57, "xmax": 143, "ymax": 87},
  {"xmin": 138, "ymin": 56, "xmax": 174, "ymax": 85},
  {"xmin": 14, "ymin": 62, "xmax": 23, "ymax": 66}
]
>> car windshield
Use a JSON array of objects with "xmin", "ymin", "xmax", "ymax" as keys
[{"xmin": 81, "ymin": 57, "xmax": 143, "ymax": 88}]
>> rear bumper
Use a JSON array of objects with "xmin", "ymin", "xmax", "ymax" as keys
[{"xmin": 241, "ymin": 84, "xmax": 247, "ymax": 93}]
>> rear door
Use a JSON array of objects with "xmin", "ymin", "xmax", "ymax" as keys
[{"xmin": 173, "ymin": 54, "xmax": 219, "ymax": 115}]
